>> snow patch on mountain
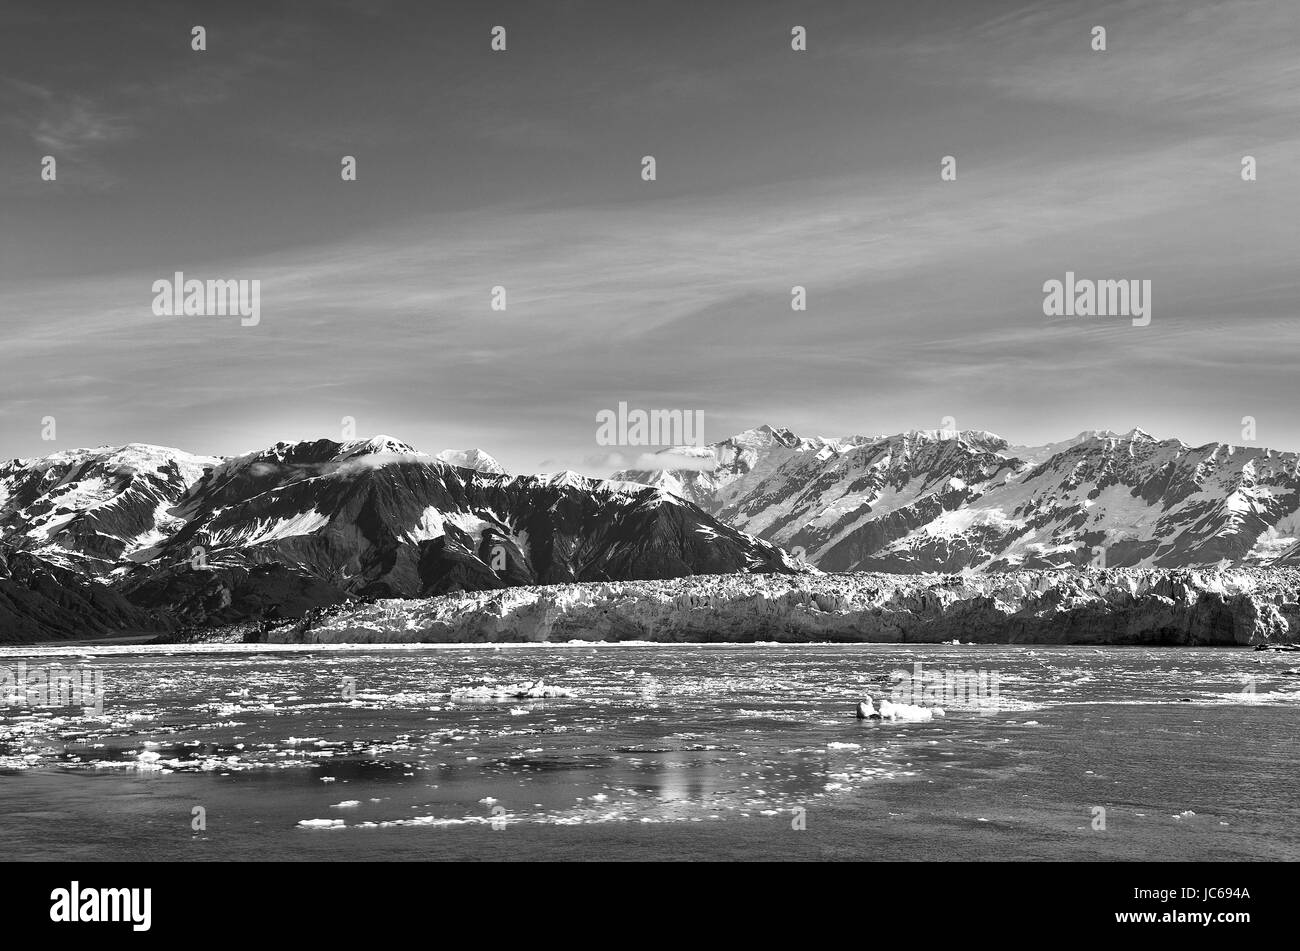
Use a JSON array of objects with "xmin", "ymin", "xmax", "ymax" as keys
[{"xmin": 236, "ymin": 509, "xmax": 333, "ymax": 546}]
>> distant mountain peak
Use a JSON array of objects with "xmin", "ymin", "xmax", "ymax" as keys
[
  {"xmin": 337, "ymin": 435, "xmax": 423, "ymax": 459},
  {"xmin": 533, "ymin": 469, "xmax": 593, "ymax": 489},
  {"xmin": 435, "ymin": 448, "xmax": 507, "ymax": 475},
  {"xmin": 732, "ymin": 424, "xmax": 802, "ymax": 448}
]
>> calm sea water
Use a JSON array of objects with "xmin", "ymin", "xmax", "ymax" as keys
[{"xmin": 1, "ymin": 643, "xmax": 1297, "ymax": 861}]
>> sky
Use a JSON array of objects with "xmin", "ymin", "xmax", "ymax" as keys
[{"xmin": 1, "ymin": 0, "xmax": 1297, "ymax": 475}]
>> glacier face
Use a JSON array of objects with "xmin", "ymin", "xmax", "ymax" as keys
[{"xmin": 280, "ymin": 566, "xmax": 1300, "ymax": 648}]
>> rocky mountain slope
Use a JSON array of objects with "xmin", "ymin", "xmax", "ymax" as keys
[
  {"xmin": 7, "ymin": 424, "xmax": 1300, "ymax": 643},
  {"xmin": 0, "ymin": 436, "xmax": 795, "ymax": 639},
  {"xmin": 0, "ymin": 545, "xmax": 175, "ymax": 643},
  {"xmin": 0, "ymin": 444, "xmax": 222, "ymax": 575},
  {"xmin": 615, "ymin": 427, "xmax": 1300, "ymax": 573}
]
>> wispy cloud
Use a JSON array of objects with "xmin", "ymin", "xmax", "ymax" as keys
[{"xmin": 880, "ymin": 0, "xmax": 1300, "ymax": 124}]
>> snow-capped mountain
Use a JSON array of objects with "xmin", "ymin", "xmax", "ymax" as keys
[
  {"xmin": 617, "ymin": 424, "xmax": 875, "ymax": 510},
  {"xmin": 0, "ymin": 436, "xmax": 795, "ymax": 638},
  {"xmin": 435, "ymin": 448, "xmax": 507, "ymax": 475},
  {"xmin": 615, "ymin": 427, "xmax": 1300, "ymax": 572},
  {"xmin": 0, "ymin": 444, "xmax": 222, "ymax": 574},
  {"xmin": 0, "ymin": 437, "xmax": 497, "ymax": 575},
  {"xmin": 8, "ymin": 424, "xmax": 1300, "ymax": 642}
]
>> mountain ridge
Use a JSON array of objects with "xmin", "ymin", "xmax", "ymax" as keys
[
  {"xmin": 0, "ymin": 435, "xmax": 796, "ymax": 641},
  {"xmin": 613, "ymin": 425, "xmax": 1300, "ymax": 573},
  {"xmin": 5, "ymin": 425, "xmax": 1300, "ymax": 642}
]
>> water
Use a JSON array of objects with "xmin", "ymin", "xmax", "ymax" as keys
[{"xmin": 1, "ymin": 643, "xmax": 1298, "ymax": 861}]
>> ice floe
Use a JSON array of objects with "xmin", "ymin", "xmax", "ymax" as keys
[{"xmin": 450, "ymin": 679, "xmax": 575, "ymax": 700}]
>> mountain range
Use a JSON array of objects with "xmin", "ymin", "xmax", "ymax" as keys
[
  {"xmin": 0, "ymin": 436, "xmax": 794, "ymax": 640},
  {"xmin": 3, "ymin": 424, "xmax": 1298, "ymax": 642},
  {"xmin": 613, "ymin": 425, "xmax": 1300, "ymax": 572}
]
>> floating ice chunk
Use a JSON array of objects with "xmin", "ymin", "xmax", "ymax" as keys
[
  {"xmin": 856, "ymin": 695, "xmax": 942, "ymax": 721},
  {"xmin": 330, "ymin": 800, "xmax": 361, "ymax": 808},
  {"xmin": 451, "ymin": 679, "xmax": 575, "ymax": 700}
]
